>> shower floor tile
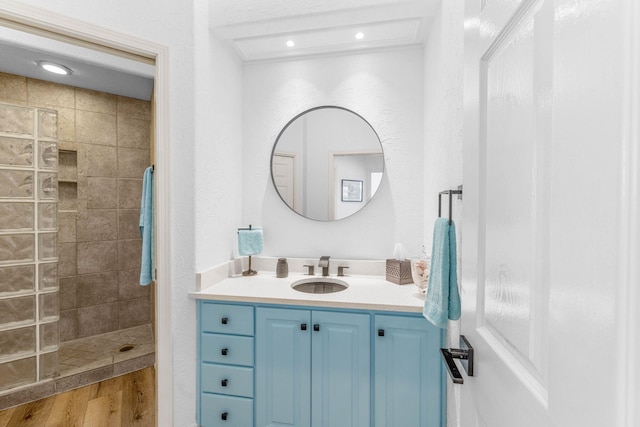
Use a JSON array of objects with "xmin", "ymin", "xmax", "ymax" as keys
[{"xmin": 58, "ymin": 324, "xmax": 154, "ymax": 378}]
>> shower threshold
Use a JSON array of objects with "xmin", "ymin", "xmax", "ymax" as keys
[
  {"xmin": 0, "ymin": 324, "xmax": 155, "ymax": 410},
  {"xmin": 59, "ymin": 324, "xmax": 154, "ymax": 378}
]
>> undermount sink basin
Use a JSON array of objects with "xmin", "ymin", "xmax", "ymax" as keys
[{"xmin": 291, "ymin": 278, "xmax": 348, "ymax": 294}]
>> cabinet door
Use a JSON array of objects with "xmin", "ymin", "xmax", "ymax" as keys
[
  {"xmin": 311, "ymin": 311, "xmax": 370, "ymax": 427},
  {"xmin": 374, "ymin": 315, "xmax": 444, "ymax": 427},
  {"xmin": 256, "ymin": 307, "xmax": 311, "ymax": 427}
]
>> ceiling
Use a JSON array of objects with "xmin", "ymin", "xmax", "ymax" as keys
[
  {"xmin": 211, "ymin": 0, "xmax": 443, "ymax": 62},
  {"xmin": 0, "ymin": 0, "xmax": 442, "ymax": 98},
  {"xmin": 0, "ymin": 26, "xmax": 155, "ymax": 101}
]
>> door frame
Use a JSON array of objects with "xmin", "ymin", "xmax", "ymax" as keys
[
  {"xmin": 0, "ymin": 3, "xmax": 173, "ymax": 425},
  {"xmin": 620, "ymin": 0, "xmax": 640, "ymax": 425}
]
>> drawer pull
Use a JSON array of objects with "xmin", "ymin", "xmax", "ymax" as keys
[
  {"xmin": 221, "ymin": 348, "xmax": 229, "ymax": 356},
  {"xmin": 221, "ymin": 378, "xmax": 228, "ymax": 387},
  {"xmin": 221, "ymin": 411, "xmax": 228, "ymax": 421},
  {"xmin": 313, "ymin": 324, "xmax": 320, "ymax": 332},
  {"xmin": 378, "ymin": 329, "xmax": 385, "ymax": 337},
  {"xmin": 221, "ymin": 317, "xmax": 228, "ymax": 325},
  {"xmin": 301, "ymin": 323, "xmax": 307, "ymax": 331}
]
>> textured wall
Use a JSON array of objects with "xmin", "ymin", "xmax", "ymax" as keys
[
  {"xmin": 4, "ymin": 1, "xmax": 200, "ymax": 425},
  {"xmin": 242, "ymin": 48, "xmax": 425, "ymax": 260},
  {"xmin": 422, "ymin": 2, "xmax": 465, "ymax": 427}
]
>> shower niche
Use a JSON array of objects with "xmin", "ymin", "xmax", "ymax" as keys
[{"xmin": 57, "ymin": 150, "xmax": 78, "ymax": 212}]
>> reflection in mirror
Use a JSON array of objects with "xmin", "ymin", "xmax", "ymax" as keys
[{"xmin": 271, "ymin": 106, "xmax": 384, "ymax": 221}]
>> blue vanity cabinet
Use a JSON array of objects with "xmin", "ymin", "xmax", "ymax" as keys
[
  {"xmin": 373, "ymin": 314, "xmax": 444, "ymax": 427},
  {"xmin": 255, "ymin": 307, "xmax": 370, "ymax": 427},
  {"xmin": 198, "ymin": 302, "xmax": 255, "ymax": 427},
  {"xmin": 310, "ymin": 310, "xmax": 370, "ymax": 427},
  {"xmin": 255, "ymin": 307, "xmax": 311, "ymax": 427}
]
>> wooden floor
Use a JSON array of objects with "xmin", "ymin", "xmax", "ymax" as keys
[{"xmin": 0, "ymin": 367, "xmax": 155, "ymax": 427}]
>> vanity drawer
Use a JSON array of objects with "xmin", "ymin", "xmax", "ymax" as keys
[
  {"xmin": 201, "ymin": 393, "xmax": 253, "ymax": 427},
  {"xmin": 201, "ymin": 303, "xmax": 254, "ymax": 336},
  {"xmin": 201, "ymin": 333, "xmax": 254, "ymax": 366},
  {"xmin": 201, "ymin": 364, "xmax": 254, "ymax": 397}
]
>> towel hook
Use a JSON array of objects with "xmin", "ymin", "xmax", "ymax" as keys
[{"xmin": 438, "ymin": 185, "xmax": 463, "ymax": 225}]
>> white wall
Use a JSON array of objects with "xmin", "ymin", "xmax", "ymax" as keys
[
  {"xmin": 2, "ymin": 2, "xmax": 459, "ymax": 425},
  {"xmin": 2, "ymin": 1, "xmax": 243, "ymax": 425},
  {"xmin": 242, "ymin": 48, "xmax": 425, "ymax": 259},
  {"xmin": 423, "ymin": 2, "xmax": 464, "ymax": 427}
]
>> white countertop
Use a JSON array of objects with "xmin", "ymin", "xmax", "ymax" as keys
[{"xmin": 189, "ymin": 272, "xmax": 426, "ymax": 313}]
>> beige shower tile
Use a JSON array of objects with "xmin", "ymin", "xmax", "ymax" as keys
[
  {"xmin": 59, "ymin": 277, "xmax": 77, "ymax": 311},
  {"xmin": 77, "ymin": 241, "xmax": 117, "ymax": 275},
  {"xmin": 86, "ymin": 144, "xmax": 117, "ymax": 177},
  {"xmin": 77, "ymin": 272, "xmax": 118, "ymax": 307},
  {"xmin": 117, "ymin": 96, "xmax": 151, "ymax": 120},
  {"xmin": 118, "ymin": 209, "xmax": 140, "ymax": 240},
  {"xmin": 77, "ymin": 209, "xmax": 117, "ymax": 242},
  {"xmin": 58, "ymin": 242, "xmax": 77, "ymax": 278},
  {"xmin": 58, "ymin": 218, "xmax": 77, "ymax": 243},
  {"xmin": 59, "ymin": 309, "xmax": 78, "ymax": 342},
  {"xmin": 0, "ymin": 72, "xmax": 27, "ymax": 102},
  {"xmin": 117, "ymin": 116, "xmax": 150, "ymax": 150},
  {"xmin": 117, "ymin": 148, "xmax": 150, "ymax": 179},
  {"xmin": 118, "ymin": 269, "xmax": 150, "ymax": 300},
  {"xmin": 77, "ymin": 303, "xmax": 119, "ymax": 338},
  {"xmin": 27, "ymin": 78, "xmax": 75, "ymax": 108},
  {"xmin": 87, "ymin": 177, "xmax": 117, "ymax": 209},
  {"xmin": 118, "ymin": 297, "xmax": 150, "ymax": 329},
  {"xmin": 118, "ymin": 179, "xmax": 143, "ymax": 209},
  {"xmin": 118, "ymin": 239, "xmax": 142, "ymax": 271},
  {"xmin": 75, "ymin": 88, "xmax": 116, "ymax": 114},
  {"xmin": 76, "ymin": 110, "xmax": 116, "ymax": 145},
  {"xmin": 57, "ymin": 107, "xmax": 76, "ymax": 142}
]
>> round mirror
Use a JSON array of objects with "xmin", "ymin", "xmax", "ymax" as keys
[{"xmin": 271, "ymin": 106, "xmax": 384, "ymax": 221}]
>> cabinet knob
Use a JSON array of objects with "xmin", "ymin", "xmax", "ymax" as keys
[
  {"xmin": 301, "ymin": 323, "xmax": 307, "ymax": 331},
  {"xmin": 313, "ymin": 324, "xmax": 320, "ymax": 332},
  {"xmin": 221, "ymin": 378, "xmax": 228, "ymax": 387},
  {"xmin": 221, "ymin": 348, "xmax": 228, "ymax": 356},
  {"xmin": 221, "ymin": 412, "xmax": 228, "ymax": 421},
  {"xmin": 221, "ymin": 317, "xmax": 228, "ymax": 325},
  {"xmin": 378, "ymin": 329, "xmax": 385, "ymax": 337}
]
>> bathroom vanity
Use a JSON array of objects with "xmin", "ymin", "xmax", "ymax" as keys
[{"xmin": 191, "ymin": 271, "xmax": 445, "ymax": 427}]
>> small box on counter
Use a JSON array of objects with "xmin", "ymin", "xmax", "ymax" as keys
[{"xmin": 385, "ymin": 259, "xmax": 412, "ymax": 285}]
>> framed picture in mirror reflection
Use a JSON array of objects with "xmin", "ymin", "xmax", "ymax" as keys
[{"xmin": 341, "ymin": 179, "xmax": 363, "ymax": 202}]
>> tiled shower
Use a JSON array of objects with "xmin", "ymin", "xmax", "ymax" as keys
[{"xmin": 0, "ymin": 73, "xmax": 154, "ymax": 409}]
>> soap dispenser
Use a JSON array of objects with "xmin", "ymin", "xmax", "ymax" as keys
[{"xmin": 276, "ymin": 258, "xmax": 288, "ymax": 278}]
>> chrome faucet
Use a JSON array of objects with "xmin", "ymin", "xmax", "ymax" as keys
[{"xmin": 319, "ymin": 256, "xmax": 330, "ymax": 277}]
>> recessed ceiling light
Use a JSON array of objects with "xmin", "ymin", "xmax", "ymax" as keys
[
  {"xmin": 37, "ymin": 61, "xmax": 72, "ymax": 75},
  {"xmin": 355, "ymin": 32, "xmax": 365, "ymax": 40},
  {"xmin": 286, "ymin": 40, "xmax": 295, "ymax": 47}
]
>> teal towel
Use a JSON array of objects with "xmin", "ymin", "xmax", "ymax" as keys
[
  {"xmin": 139, "ymin": 166, "xmax": 154, "ymax": 286},
  {"xmin": 423, "ymin": 218, "xmax": 461, "ymax": 328},
  {"xmin": 238, "ymin": 227, "xmax": 263, "ymax": 256}
]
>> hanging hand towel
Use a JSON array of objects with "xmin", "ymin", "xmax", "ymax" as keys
[
  {"xmin": 238, "ymin": 227, "xmax": 263, "ymax": 256},
  {"xmin": 139, "ymin": 166, "xmax": 154, "ymax": 286},
  {"xmin": 423, "ymin": 218, "xmax": 461, "ymax": 328}
]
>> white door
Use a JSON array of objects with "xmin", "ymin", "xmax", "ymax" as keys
[
  {"xmin": 460, "ymin": 0, "xmax": 636, "ymax": 426},
  {"xmin": 272, "ymin": 154, "xmax": 296, "ymax": 209}
]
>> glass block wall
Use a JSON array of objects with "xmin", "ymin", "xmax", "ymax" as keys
[{"xmin": 0, "ymin": 102, "xmax": 59, "ymax": 393}]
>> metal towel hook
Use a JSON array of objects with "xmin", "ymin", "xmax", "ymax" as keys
[{"xmin": 438, "ymin": 185, "xmax": 463, "ymax": 225}]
